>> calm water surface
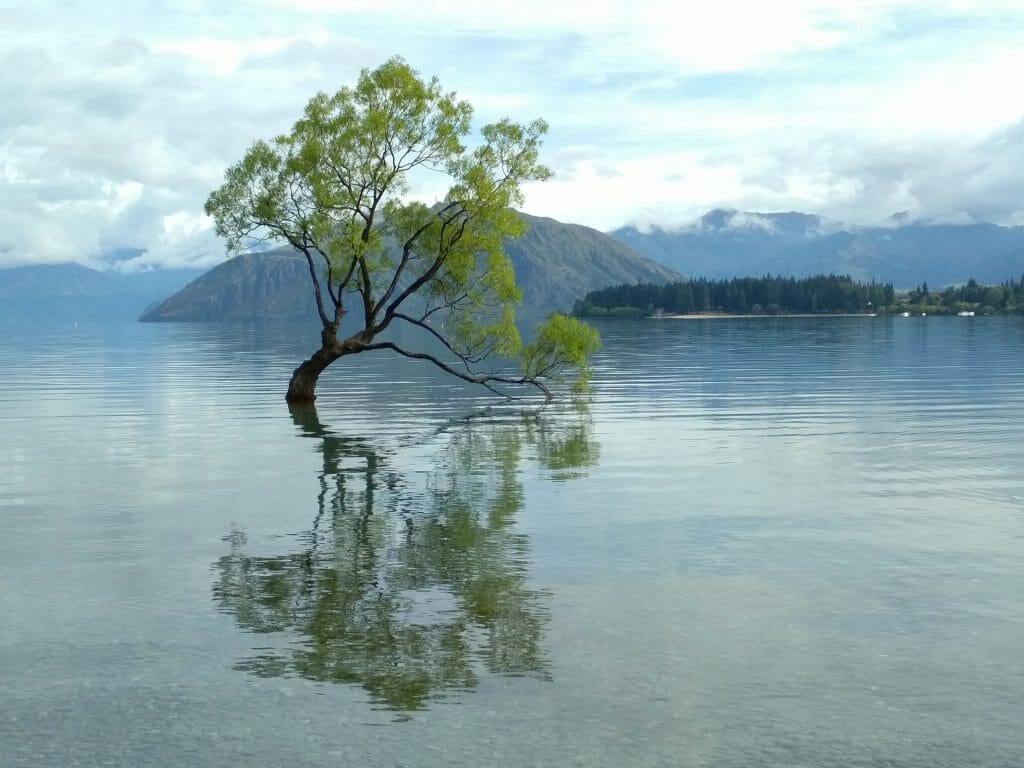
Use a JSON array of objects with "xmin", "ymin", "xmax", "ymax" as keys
[{"xmin": 2, "ymin": 317, "xmax": 1023, "ymax": 767}]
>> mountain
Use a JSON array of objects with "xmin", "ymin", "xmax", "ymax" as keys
[
  {"xmin": 138, "ymin": 250, "xmax": 316, "ymax": 322},
  {"xmin": 0, "ymin": 264, "xmax": 128, "ymax": 325},
  {"xmin": 0, "ymin": 263, "xmax": 205, "ymax": 326},
  {"xmin": 123, "ymin": 268, "xmax": 212, "ymax": 310},
  {"xmin": 140, "ymin": 212, "xmax": 680, "ymax": 323},
  {"xmin": 505, "ymin": 213, "xmax": 679, "ymax": 314},
  {"xmin": 611, "ymin": 209, "xmax": 1024, "ymax": 286}
]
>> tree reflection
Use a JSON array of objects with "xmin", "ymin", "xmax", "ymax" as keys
[{"xmin": 213, "ymin": 404, "xmax": 597, "ymax": 712}]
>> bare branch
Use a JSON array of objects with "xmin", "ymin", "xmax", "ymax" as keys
[
  {"xmin": 420, "ymin": 293, "xmax": 468, "ymax": 321},
  {"xmin": 365, "ymin": 341, "xmax": 551, "ymax": 400},
  {"xmin": 374, "ymin": 202, "xmax": 462, "ymax": 319},
  {"xmin": 286, "ymin": 238, "xmax": 331, "ymax": 326},
  {"xmin": 390, "ymin": 311, "xmax": 491, "ymax": 370},
  {"xmin": 379, "ymin": 208, "xmax": 470, "ymax": 329},
  {"xmin": 339, "ymin": 253, "xmax": 360, "ymax": 295}
]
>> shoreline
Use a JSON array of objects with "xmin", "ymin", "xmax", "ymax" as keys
[{"xmin": 653, "ymin": 312, "xmax": 876, "ymax": 320}]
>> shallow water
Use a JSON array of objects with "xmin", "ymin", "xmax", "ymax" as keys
[{"xmin": 2, "ymin": 316, "xmax": 1023, "ymax": 766}]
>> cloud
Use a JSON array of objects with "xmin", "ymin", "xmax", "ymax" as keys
[
  {"xmin": 719, "ymin": 212, "xmax": 779, "ymax": 233},
  {"xmin": 3, "ymin": 0, "xmax": 1024, "ymax": 268},
  {"xmin": 0, "ymin": 30, "xmax": 332, "ymax": 269},
  {"xmin": 771, "ymin": 120, "xmax": 1024, "ymax": 226},
  {"xmin": 588, "ymin": 115, "xmax": 1024, "ymax": 232}
]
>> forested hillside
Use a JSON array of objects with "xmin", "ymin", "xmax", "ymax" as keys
[
  {"xmin": 575, "ymin": 275, "xmax": 894, "ymax": 316},
  {"xmin": 575, "ymin": 274, "xmax": 1024, "ymax": 317}
]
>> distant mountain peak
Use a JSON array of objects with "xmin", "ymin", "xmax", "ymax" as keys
[
  {"xmin": 102, "ymin": 247, "xmax": 147, "ymax": 263},
  {"xmin": 610, "ymin": 210, "xmax": 1024, "ymax": 287},
  {"xmin": 696, "ymin": 208, "xmax": 740, "ymax": 230},
  {"xmin": 691, "ymin": 208, "xmax": 825, "ymax": 237}
]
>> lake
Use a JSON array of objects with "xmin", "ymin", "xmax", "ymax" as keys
[{"xmin": 2, "ymin": 316, "xmax": 1023, "ymax": 767}]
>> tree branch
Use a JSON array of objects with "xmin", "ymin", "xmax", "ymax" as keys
[
  {"xmin": 374, "ymin": 202, "xmax": 461, "ymax": 319},
  {"xmin": 390, "ymin": 310, "xmax": 490, "ymax": 369},
  {"xmin": 364, "ymin": 341, "xmax": 551, "ymax": 400},
  {"xmin": 378, "ymin": 207, "xmax": 470, "ymax": 330},
  {"xmin": 291, "ymin": 240, "xmax": 331, "ymax": 326}
]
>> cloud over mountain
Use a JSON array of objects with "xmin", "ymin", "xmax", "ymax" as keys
[
  {"xmin": 3, "ymin": 1, "xmax": 1024, "ymax": 269},
  {"xmin": 612, "ymin": 208, "xmax": 1024, "ymax": 287}
]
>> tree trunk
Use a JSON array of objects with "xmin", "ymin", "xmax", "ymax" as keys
[{"xmin": 286, "ymin": 328, "xmax": 343, "ymax": 404}]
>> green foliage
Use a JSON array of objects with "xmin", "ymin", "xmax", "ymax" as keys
[
  {"xmin": 523, "ymin": 313, "xmax": 601, "ymax": 388},
  {"xmin": 578, "ymin": 273, "xmax": 1024, "ymax": 319},
  {"xmin": 887, "ymin": 276, "xmax": 1024, "ymax": 315},
  {"xmin": 576, "ymin": 274, "xmax": 893, "ymax": 316},
  {"xmin": 204, "ymin": 56, "xmax": 597, "ymax": 398}
]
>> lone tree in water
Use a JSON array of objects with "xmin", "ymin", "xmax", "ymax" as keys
[{"xmin": 205, "ymin": 57, "xmax": 599, "ymax": 404}]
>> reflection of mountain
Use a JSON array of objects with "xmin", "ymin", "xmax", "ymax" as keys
[{"xmin": 213, "ymin": 406, "xmax": 597, "ymax": 713}]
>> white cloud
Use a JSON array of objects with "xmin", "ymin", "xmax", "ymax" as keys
[
  {"xmin": 719, "ymin": 212, "xmax": 780, "ymax": 232},
  {"xmin": 3, "ymin": 0, "xmax": 1024, "ymax": 268}
]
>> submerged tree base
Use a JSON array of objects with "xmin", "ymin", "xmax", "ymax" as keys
[{"xmin": 285, "ymin": 342, "xmax": 342, "ymax": 403}]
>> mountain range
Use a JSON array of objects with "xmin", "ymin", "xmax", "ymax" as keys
[
  {"xmin": 611, "ymin": 209, "xmax": 1024, "ymax": 287},
  {"xmin": 0, "ymin": 264, "xmax": 205, "ymax": 326},
  {"xmin": 140, "ymin": 212, "xmax": 679, "ymax": 323},
  {"xmin": 6, "ymin": 208, "xmax": 1024, "ymax": 327}
]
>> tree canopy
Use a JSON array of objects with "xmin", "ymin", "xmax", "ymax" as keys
[{"xmin": 205, "ymin": 57, "xmax": 598, "ymax": 403}]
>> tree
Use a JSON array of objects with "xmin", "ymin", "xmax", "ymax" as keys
[{"xmin": 205, "ymin": 57, "xmax": 599, "ymax": 404}]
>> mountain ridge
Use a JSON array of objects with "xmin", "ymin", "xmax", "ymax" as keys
[
  {"xmin": 0, "ymin": 263, "xmax": 205, "ymax": 325},
  {"xmin": 611, "ymin": 208, "xmax": 1024, "ymax": 286},
  {"xmin": 140, "ymin": 212, "xmax": 680, "ymax": 323}
]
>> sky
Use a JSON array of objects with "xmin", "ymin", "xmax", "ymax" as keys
[{"xmin": 3, "ymin": 0, "xmax": 1024, "ymax": 271}]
